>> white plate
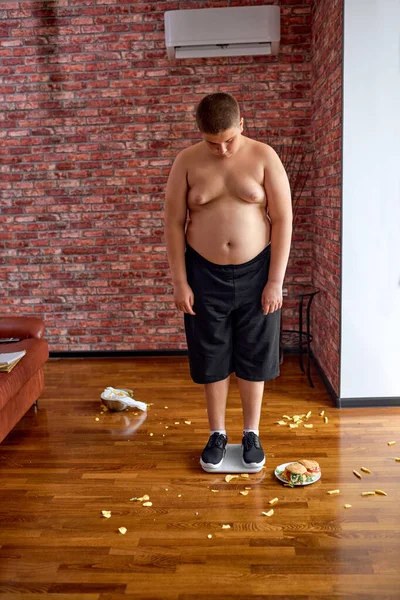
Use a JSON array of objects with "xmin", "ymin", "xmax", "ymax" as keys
[{"xmin": 274, "ymin": 462, "xmax": 321, "ymax": 486}]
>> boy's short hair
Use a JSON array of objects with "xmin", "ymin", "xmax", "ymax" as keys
[{"xmin": 196, "ymin": 92, "xmax": 240, "ymax": 134}]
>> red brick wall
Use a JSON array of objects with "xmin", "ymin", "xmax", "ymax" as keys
[
  {"xmin": 1, "ymin": 0, "xmax": 312, "ymax": 351},
  {"xmin": 310, "ymin": 0, "xmax": 342, "ymax": 394}
]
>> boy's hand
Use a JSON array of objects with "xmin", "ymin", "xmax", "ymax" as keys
[
  {"xmin": 262, "ymin": 281, "xmax": 283, "ymax": 315},
  {"xmin": 174, "ymin": 282, "xmax": 196, "ymax": 315}
]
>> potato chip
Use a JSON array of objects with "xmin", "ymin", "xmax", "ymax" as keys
[
  {"xmin": 361, "ymin": 491, "xmax": 375, "ymax": 496},
  {"xmin": 221, "ymin": 524, "xmax": 231, "ymax": 529},
  {"xmin": 374, "ymin": 489, "xmax": 387, "ymax": 496},
  {"xmin": 149, "ymin": 433, "xmax": 153, "ymax": 436},
  {"xmin": 225, "ymin": 475, "xmax": 239, "ymax": 483},
  {"xmin": 101, "ymin": 510, "xmax": 111, "ymax": 518},
  {"xmin": 268, "ymin": 497, "xmax": 279, "ymax": 505},
  {"xmin": 387, "ymin": 441, "xmax": 396, "ymax": 446},
  {"xmin": 240, "ymin": 474, "xmax": 250, "ymax": 479},
  {"xmin": 178, "ymin": 494, "xmax": 182, "ymax": 498},
  {"xmin": 303, "ymin": 424, "xmax": 313, "ymax": 429},
  {"xmin": 360, "ymin": 467, "xmax": 371, "ymax": 474},
  {"xmin": 277, "ymin": 421, "xmax": 287, "ymax": 425},
  {"xmin": 143, "ymin": 502, "xmax": 153, "ymax": 507},
  {"xmin": 184, "ymin": 421, "xmax": 191, "ymax": 425},
  {"xmin": 289, "ymin": 423, "xmax": 299, "ymax": 429},
  {"xmin": 211, "ymin": 489, "xmax": 219, "ymax": 493},
  {"xmin": 353, "ymin": 470, "xmax": 362, "ymax": 479},
  {"xmin": 305, "ymin": 411, "xmax": 312, "ymax": 419},
  {"xmin": 207, "ymin": 534, "xmax": 213, "ymax": 539},
  {"xmin": 245, "ymin": 487, "xmax": 251, "ymax": 490},
  {"xmin": 327, "ymin": 489, "xmax": 340, "ymax": 495},
  {"xmin": 240, "ymin": 491, "xmax": 249, "ymax": 496},
  {"xmin": 137, "ymin": 494, "xmax": 150, "ymax": 502},
  {"xmin": 395, "ymin": 458, "xmax": 400, "ymax": 462},
  {"xmin": 320, "ymin": 410, "xmax": 325, "ymax": 417},
  {"xmin": 164, "ymin": 406, "xmax": 168, "ymax": 409},
  {"xmin": 262, "ymin": 509, "xmax": 274, "ymax": 517},
  {"xmin": 324, "ymin": 416, "xmax": 329, "ymax": 424},
  {"xmin": 95, "ymin": 417, "xmax": 100, "ymax": 422},
  {"xmin": 344, "ymin": 504, "xmax": 352, "ymax": 509},
  {"xmin": 118, "ymin": 527, "xmax": 127, "ymax": 535},
  {"xmin": 174, "ymin": 422, "xmax": 180, "ymax": 425},
  {"xmin": 282, "ymin": 415, "xmax": 292, "ymax": 420}
]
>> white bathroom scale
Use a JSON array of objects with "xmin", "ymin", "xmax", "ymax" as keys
[{"xmin": 200, "ymin": 444, "xmax": 265, "ymax": 474}]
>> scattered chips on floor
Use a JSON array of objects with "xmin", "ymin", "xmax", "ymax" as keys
[
  {"xmin": 361, "ymin": 491, "xmax": 375, "ymax": 496},
  {"xmin": 262, "ymin": 509, "xmax": 274, "ymax": 517},
  {"xmin": 360, "ymin": 467, "xmax": 372, "ymax": 474},
  {"xmin": 164, "ymin": 406, "xmax": 168, "ymax": 409},
  {"xmin": 211, "ymin": 489, "xmax": 219, "ymax": 493},
  {"xmin": 387, "ymin": 441, "xmax": 396, "ymax": 446},
  {"xmin": 324, "ymin": 416, "xmax": 329, "ymax": 424},
  {"xmin": 178, "ymin": 494, "xmax": 182, "ymax": 498},
  {"xmin": 149, "ymin": 433, "xmax": 153, "ymax": 436},
  {"xmin": 305, "ymin": 411, "xmax": 312, "ymax": 419},
  {"xmin": 395, "ymin": 457, "xmax": 400, "ymax": 462},
  {"xmin": 269, "ymin": 497, "xmax": 279, "ymax": 505},
  {"xmin": 282, "ymin": 415, "xmax": 292, "ymax": 420},
  {"xmin": 374, "ymin": 489, "xmax": 387, "ymax": 496},
  {"xmin": 174, "ymin": 422, "xmax": 180, "ymax": 425},
  {"xmin": 143, "ymin": 502, "xmax": 153, "ymax": 507},
  {"xmin": 353, "ymin": 470, "xmax": 362, "ymax": 479},
  {"xmin": 245, "ymin": 487, "xmax": 251, "ymax": 490},
  {"xmin": 327, "ymin": 489, "xmax": 340, "ymax": 495},
  {"xmin": 207, "ymin": 534, "xmax": 213, "ymax": 539},
  {"xmin": 118, "ymin": 527, "xmax": 127, "ymax": 535},
  {"xmin": 277, "ymin": 420, "xmax": 287, "ymax": 425},
  {"xmin": 240, "ymin": 474, "xmax": 250, "ymax": 478},
  {"xmin": 303, "ymin": 424, "xmax": 313, "ymax": 429},
  {"xmin": 289, "ymin": 423, "xmax": 299, "ymax": 429},
  {"xmin": 344, "ymin": 504, "xmax": 352, "ymax": 509},
  {"xmin": 184, "ymin": 421, "xmax": 191, "ymax": 425},
  {"xmin": 225, "ymin": 475, "xmax": 239, "ymax": 483},
  {"xmin": 320, "ymin": 410, "xmax": 325, "ymax": 416},
  {"xmin": 95, "ymin": 418, "xmax": 100, "ymax": 422},
  {"xmin": 221, "ymin": 524, "xmax": 231, "ymax": 529},
  {"xmin": 101, "ymin": 510, "xmax": 111, "ymax": 518},
  {"xmin": 240, "ymin": 491, "xmax": 249, "ymax": 496}
]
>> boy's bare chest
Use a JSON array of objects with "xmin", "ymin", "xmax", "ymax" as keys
[{"xmin": 187, "ymin": 162, "xmax": 266, "ymax": 207}]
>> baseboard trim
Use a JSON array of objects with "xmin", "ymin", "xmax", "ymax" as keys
[
  {"xmin": 337, "ymin": 396, "xmax": 400, "ymax": 408},
  {"xmin": 49, "ymin": 350, "xmax": 188, "ymax": 359}
]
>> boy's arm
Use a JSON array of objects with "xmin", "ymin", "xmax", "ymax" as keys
[
  {"xmin": 263, "ymin": 145, "xmax": 293, "ymax": 286},
  {"xmin": 164, "ymin": 151, "xmax": 189, "ymax": 285}
]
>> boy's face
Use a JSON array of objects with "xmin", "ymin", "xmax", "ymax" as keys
[{"xmin": 202, "ymin": 117, "xmax": 244, "ymax": 158}]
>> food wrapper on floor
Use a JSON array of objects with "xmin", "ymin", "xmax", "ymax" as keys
[{"xmin": 101, "ymin": 387, "xmax": 147, "ymax": 412}]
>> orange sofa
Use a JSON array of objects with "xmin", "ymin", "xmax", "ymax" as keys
[{"xmin": 0, "ymin": 317, "xmax": 49, "ymax": 443}]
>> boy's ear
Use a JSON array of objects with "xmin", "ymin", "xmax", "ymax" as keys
[{"xmin": 240, "ymin": 117, "xmax": 244, "ymax": 132}]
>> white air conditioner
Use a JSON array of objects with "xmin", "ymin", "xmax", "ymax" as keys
[{"xmin": 164, "ymin": 6, "xmax": 280, "ymax": 60}]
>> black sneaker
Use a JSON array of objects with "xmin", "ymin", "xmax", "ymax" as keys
[
  {"xmin": 242, "ymin": 432, "xmax": 265, "ymax": 468},
  {"xmin": 200, "ymin": 433, "xmax": 228, "ymax": 469}
]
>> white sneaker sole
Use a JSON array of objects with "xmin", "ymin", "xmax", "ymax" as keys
[
  {"xmin": 241, "ymin": 455, "xmax": 265, "ymax": 469},
  {"xmin": 200, "ymin": 456, "xmax": 224, "ymax": 470}
]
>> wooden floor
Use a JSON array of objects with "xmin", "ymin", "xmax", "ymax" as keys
[{"xmin": 0, "ymin": 356, "xmax": 399, "ymax": 599}]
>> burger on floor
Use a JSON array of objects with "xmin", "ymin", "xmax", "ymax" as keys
[{"xmin": 280, "ymin": 460, "xmax": 320, "ymax": 486}]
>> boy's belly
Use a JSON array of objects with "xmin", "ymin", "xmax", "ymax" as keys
[{"xmin": 186, "ymin": 200, "xmax": 271, "ymax": 265}]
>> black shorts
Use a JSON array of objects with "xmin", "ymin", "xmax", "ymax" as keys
[{"xmin": 184, "ymin": 243, "xmax": 281, "ymax": 384}]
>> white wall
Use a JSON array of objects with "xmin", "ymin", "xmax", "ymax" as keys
[{"xmin": 341, "ymin": 0, "xmax": 400, "ymax": 399}]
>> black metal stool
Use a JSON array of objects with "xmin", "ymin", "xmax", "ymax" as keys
[{"xmin": 280, "ymin": 286, "xmax": 320, "ymax": 387}]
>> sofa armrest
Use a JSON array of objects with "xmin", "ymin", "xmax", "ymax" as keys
[{"xmin": 0, "ymin": 317, "xmax": 45, "ymax": 340}]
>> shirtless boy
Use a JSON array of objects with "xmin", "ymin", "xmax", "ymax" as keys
[{"xmin": 164, "ymin": 93, "xmax": 292, "ymax": 469}]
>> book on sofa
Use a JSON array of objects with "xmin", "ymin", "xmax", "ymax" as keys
[{"xmin": 0, "ymin": 350, "xmax": 26, "ymax": 373}]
